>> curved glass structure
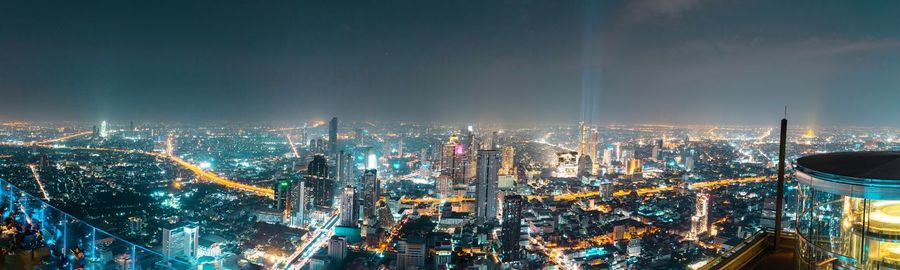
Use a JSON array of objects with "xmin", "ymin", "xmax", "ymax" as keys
[
  {"xmin": 0, "ymin": 178, "xmax": 192, "ymax": 270},
  {"xmin": 796, "ymin": 152, "xmax": 900, "ymax": 270}
]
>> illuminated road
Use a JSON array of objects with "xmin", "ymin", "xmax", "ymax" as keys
[
  {"xmin": 285, "ymin": 133, "xmax": 300, "ymax": 158},
  {"xmin": 23, "ymin": 143, "xmax": 275, "ymax": 198},
  {"xmin": 285, "ymin": 214, "xmax": 340, "ymax": 270},
  {"xmin": 37, "ymin": 131, "xmax": 92, "ymax": 144},
  {"xmin": 402, "ymin": 176, "xmax": 773, "ymax": 205},
  {"xmin": 27, "ymin": 164, "xmax": 51, "ymax": 200},
  {"xmin": 152, "ymin": 152, "xmax": 274, "ymax": 198}
]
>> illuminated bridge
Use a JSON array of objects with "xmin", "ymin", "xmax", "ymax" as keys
[{"xmin": 0, "ymin": 178, "xmax": 193, "ymax": 270}]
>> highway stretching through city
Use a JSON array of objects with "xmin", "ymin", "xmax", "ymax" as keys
[
  {"xmin": 285, "ymin": 214, "xmax": 340, "ymax": 269},
  {"xmin": 400, "ymin": 175, "xmax": 774, "ymax": 205}
]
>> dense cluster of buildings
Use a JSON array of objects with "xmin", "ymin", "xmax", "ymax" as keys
[{"xmin": 0, "ymin": 120, "xmax": 897, "ymax": 269}]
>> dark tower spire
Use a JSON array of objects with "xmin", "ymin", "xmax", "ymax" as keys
[{"xmin": 773, "ymin": 114, "xmax": 787, "ymax": 249}]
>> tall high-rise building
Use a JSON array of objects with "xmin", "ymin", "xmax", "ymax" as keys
[
  {"xmin": 397, "ymin": 236, "xmax": 426, "ymax": 270},
  {"xmin": 328, "ymin": 235, "xmax": 348, "ymax": 264},
  {"xmin": 599, "ymin": 180, "xmax": 614, "ymax": 201},
  {"xmin": 161, "ymin": 222, "xmax": 199, "ymax": 261},
  {"xmin": 333, "ymin": 150, "xmax": 354, "ymax": 187},
  {"xmin": 501, "ymin": 195, "xmax": 524, "ymax": 262},
  {"xmin": 689, "ymin": 193, "xmax": 709, "ymax": 240},
  {"xmin": 339, "ymin": 185, "xmax": 358, "ymax": 227},
  {"xmin": 589, "ymin": 129, "xmax": 600, "ymax": 173},
  {"xmin": 308, "ymin": 155, "xmax": 329, "ymax": 178},
  {"xmin": 500, "ymin": 146, "xmax": 514, "ymax": 175},
  {"xmin": 273, "ymin": 178, "xmax": 292, "ymax": 211},
  {"xmin": 602, "ymin": 147, "xmax": 613, "ymax": 167},
  {"xmin": 361, "ymin": 169, "xmax": 379, "ymax": 219},
  {"xmin": 308, "ymin": 155, "xmax": 333, "ymax": 208},
  {"xmin": 439, "ymin": 137, "xmax": 455, "ymax": 175},
  {"xmin": 475, "ymin": 150, "xmax": 500, "ymax": 223},
  {"xmin": 328, "ymin": 117, "xmax": 338, "ymax": 154},
  {"xmin": 579, "ymin": 122, "xmax": 589, "ymax": 158},
  {"xmin": 441, "ymin": 135, "xmax": 466, "ymax": 184},
  {"xmin": 290, "ymin": 179, "xmax": 309, "ymax": 227},
  {"xmin": 100, "ymin": 120, "xmax": 109, "ymax": 138},
  {"xmin": 366, "ymin": 147, "xmax": 377, "ymax": 170},
  {"xmin": 436, "ymin": 175, "xmax": 452, "ymax": 199}
]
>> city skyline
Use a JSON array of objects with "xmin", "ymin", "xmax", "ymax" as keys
[{"xmin": 1, "ymin": 1, "xmax": 900, "ymax": 126}]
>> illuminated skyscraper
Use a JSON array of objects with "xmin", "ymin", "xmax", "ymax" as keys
[
  {"xmin": 436, "ymin": 175, "xmax": 452, "ymax": 198},
  {"xmin": 328, "ymin": 117, "xmax": 338, "ymax": 154},
  {"xmin": 329, "ymin": 235, "xmax": 348, "ymax": 263},
  {"xmin": 290, "ymin": 179, "xmax": 309, "ymax": 227},
  {"xmin": 361, "ymin": 169, "xmax": 379, "ymax": 219},
  {"xmin": 689, "ymin": 193, "xmax": 709, "ymax": 240},
  {"xmin": 308, "ymin": 154, "xmax": 329, "ymax": 178},
  {"xmin": 273, "ymin": 178, "xmax": 292, "ymax": 211},
  {"xmin": 366, "ymin": 147, "xmax": 377, "ymax": 170},
  {"xmin": 161, "ymin": 222, "xmax": 199, "ymax": 261},
  {"xmin": 308, "ymin": 155, "xmax": 333, "ymax": 208},
  {"xmin": 339, "ymin": 185, "xmax": 358, "ymax": 227},
  {"xmin": 476, "ymin": 149, "xmax": 500, "ymax": 223},
  {"xmin": 500, "ymin": 145, "xmax": 514, "ymax": 175},
  {"xmin": 501, "ymin": 195, "xmax": 524, "ymax": 262},
  {"xmin": 440, "ymin": 134, "xmax": 460, "ymax": 175},
  {"xmin": 100, "ymin": 120, "xmax": 109, "ymax": 138}
]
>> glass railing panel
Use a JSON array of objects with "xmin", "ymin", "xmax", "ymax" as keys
[{"xmin": 0, "ymin": 178, "xmax": 192, "ymax": 270}]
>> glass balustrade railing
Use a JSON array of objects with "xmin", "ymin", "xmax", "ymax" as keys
[{"xmin": 0, "ymin": 178, "xmax": 193, "ymax": 270}]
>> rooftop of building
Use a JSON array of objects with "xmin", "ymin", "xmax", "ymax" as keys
[{"xmin": 796, "ymin": 151, "xmax": 900, "ymax": 180}]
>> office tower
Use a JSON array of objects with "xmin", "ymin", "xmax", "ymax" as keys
[
  {"xmin": 579, "ymin": 122, "xmax": 589, "ymax": 158},
  {"xmin": 615, "ymin": 142, "xmax": 622, "ymax": 162},
  {"xmin": 501, "ymin": 195, "xmax": 524, "ymax": 262},
  {"xmin": 626, "ymin": 159, "xmax": 642, "ymax": 175},
  {"xmin": 366, "ymin": 147, "xmax": 377, "ymax": 170},
  {"xmin": 684, "ymin": 153, "xmax": 695, "ymax": 172},
  {"xmin": 100, "ymin": 120, "xmax": 109, "ymax": 138},
  {"xmin": 441, "ymin": 134, "xmax": 466, "ymax": 184},
  {"xmin": 328, "ymin": 235, "xmax": 348, "ymax": 264},
  {"xmin": 651, "ymin": 144, "xmax": 660, "ymax": 161},
  {"xmin": 290, "ymin": 179, "xmax": 309, "ymax": 227},
  {"xmin": 273, "ymin": 178, "xmax": 292, "ymax": 211},
  {"xmin": 589, "ymin": 129, "xmax": 599, "ymax": 173},
  {"xmin": 689, "ymin": 193, "xmax": 709, "ymax": 240},
  {"xmin": 361, "ymin": 169, "xmax": 379, "ymax": 218},
  {"xmin": 308, "ymin": 154, "xmax": 329, "ymax": 178},
  {"xmin": 599, "ymin": 180, "xmax": 614, "ymax": 201},
  {"xmin": 436, "ymin": 175, "xmax": 452, "ymax": 198},
  {"xmin": 397, "ymin": 236, "xmax": 426, "ymax": 270},
  {"xmin": 654, "ymin": 139, "xmax": 664, "ymax": 161},
  {"xmin": 161, "ymin": 222, "xmax": 199, "ymax": 261},
  {"xmin": 397, "ymin": 135, "xmax": 404, "ymax": 157},
  {"xmin": 307, "ymin": 155, "xmax": 333, "ymax": 208},
  {"xmin": 339, "ymin": 185, "xmax": 358, "ymax": 227},
  {"xmin": 578, "ymin": 155, "xmax": 594, "ymax": 178},
  {"xmin": 500, "ymin": 146, "xmax": 514, "ymax": 175},
  {"xmin": 475, "ymin": 149, "xmax": 500, "ymax": 224},
  {"xmin": 334, "ymin": 150, "xmax": 354, "ymax": 186},
  {"xmin": 602, "ymin": 147, "xmax": 612, "ymax": 167},
  {"xmin": 328, "ymin": 117, "xmax": 338, "ymax": 154}
]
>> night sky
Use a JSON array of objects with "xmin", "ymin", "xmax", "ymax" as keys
[{"xmin": 2, "ymin": 1, "xmax": 900, "ymax": 126}]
